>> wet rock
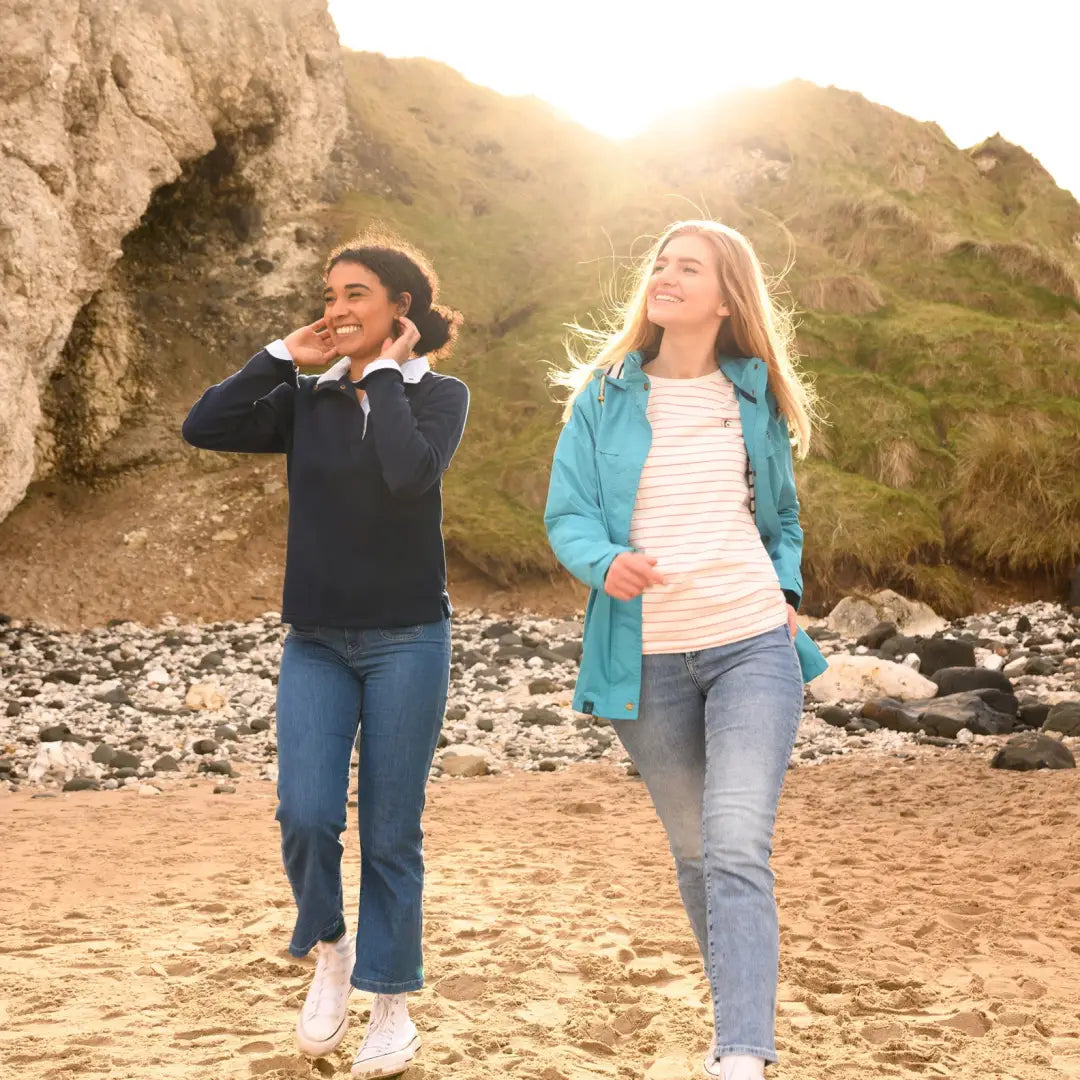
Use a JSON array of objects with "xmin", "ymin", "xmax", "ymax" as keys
[{"xmin": 991, "ymin": 733, "xmax": 1075, "ymax": 771}]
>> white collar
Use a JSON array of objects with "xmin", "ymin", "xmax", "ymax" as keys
[{"xmin": 315, "ymin": 355, "xmax": 431, "ymax": 388}]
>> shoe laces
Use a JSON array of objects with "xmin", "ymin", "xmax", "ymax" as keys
[
  {"xmin": 359, "ymin": 994, "xmax": 409, "ymax": 1056},
  {"xmin": 304, "ymin": 939, "xmax": 350, "ymax": 1018}
]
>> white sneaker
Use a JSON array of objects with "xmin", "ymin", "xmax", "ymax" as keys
[
  {"xmin": 296, "ymin": 934, "xmax": 355, "ymax": 1056},
  {"xmin": 351, "ymin": 993, "xmax": 421, "ymax": 1078},
  {"xmin": 704, "ymin": 1049, "xmax": 766, "ymax": 1080}
]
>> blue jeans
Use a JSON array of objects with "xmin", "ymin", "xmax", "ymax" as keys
[
  {"xmin": 612, "ymin": 624, "xmax": 802, "ymax": 1065},
  {"xmin": 274, "ymin": 619, "xmax": 450, "ymax": 994}
]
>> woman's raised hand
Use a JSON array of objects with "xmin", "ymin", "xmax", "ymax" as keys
[
  {"xmin": 604, "ymin": 552, "xmax": 667, "ymax": 601},
  {"xmin": 380, "ymin": 316, "xmax": 421, "ymax": 365},
  {"xmin": 283, "ymin": 321, "xmax": 339, "ymax": 368}
]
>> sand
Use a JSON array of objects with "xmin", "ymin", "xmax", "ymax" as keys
[{"xmin": 1, "ymin": 753, "xmax": 1078, "ymax": 1080}]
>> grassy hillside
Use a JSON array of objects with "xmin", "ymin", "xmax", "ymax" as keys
[{"xmin": 333, "ymin": 54, "xmax": 1080, "ymax": 613}]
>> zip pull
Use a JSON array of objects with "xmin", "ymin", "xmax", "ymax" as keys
[{"xmin": 598, "ymin": 372, "xmax": 607, "ymax": 405}]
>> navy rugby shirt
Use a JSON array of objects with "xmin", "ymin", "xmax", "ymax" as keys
[{"xmin": 181, "ymin": 344, "xmax": 469, "ymax": 628}]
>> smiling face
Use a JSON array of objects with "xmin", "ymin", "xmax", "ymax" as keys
[
  {"xmin": 645, "ymin": 232, "xmax": 729, "ymax": 334},
  {"xmin": 322, "ymin": 260, "xmax": 410, "ymax": 360}
]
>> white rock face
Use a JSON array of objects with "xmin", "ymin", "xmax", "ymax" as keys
[
  {"xmin": 826, "ymin": 589, "xmax": 947, "ymax": 638},
  {"xmin": 806, "ymin": 655, "xmax": 939, "ymax": 705},
  {"xmin": 0, "ymin": 0, "xmax": 346, "ymax": 519}
]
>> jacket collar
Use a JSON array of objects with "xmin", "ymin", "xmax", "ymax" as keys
[
  {"xmin": 314, "ymin": 355, "xmax": 430, "ymax": 391},
  {"xmin": 604, "ymin": 351, "xmax": 768, "ymax": 398}
]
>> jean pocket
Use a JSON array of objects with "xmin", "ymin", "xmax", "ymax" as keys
[{"xmin": 378, "ymin": 625, "xmax": 424, "ymax": 642}]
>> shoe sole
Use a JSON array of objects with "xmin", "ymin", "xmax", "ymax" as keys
[
  {"xmin": 296, "ymin": 997, "xmax": 351, "ymax": 1057},
  {"xmin": 351, "ymin": 1034, "xmax": 421, "ymax": 1078}
]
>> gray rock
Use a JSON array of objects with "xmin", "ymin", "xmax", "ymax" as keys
[
  {"xmin": 919, "ymin": 693, "xmax": 1014, "ymax": 738},
  {"xmin": 819, "ymin": 706, "xmax": 851, "ymax": 728},
  {"xmin": 481, "ymin": 621, "xmax": 515, "ymax": 640},
  {"xmin": 153, "ymin": 754, "xmax": 180, "ymax": 771},
  {"xmin": 1043, "ymin": 701, "xmax": 1080, "ymax": 737},
  {"xmin": 114, "ymin": 767, "xmax": 138, "ymax": 779},
  {"xmin": 198, "ymin": 651, "xmax": 225, "ymax": 670},
  {"xmin": 856, "ymin": 622, "xmax": 898, "ymax": 650},
  {"xmin": 879, "ymin": 633, "xmax": 918, "ymax": 658},
  {"xmin": 5, "ymin": 701, "xmax": 22, "ymax": 716},
  {"xmin": 444, "ymin": 706, "xmax": 468, "ymax": 722},
  {"xmin": 200, "ymin": 759, "xmax": 235, "ymax": 776},
  {"xmin": 111, "ymin": 749, "xmax": 142, "ymax": 769},
  {"xmin": 63, "ymin": 777, "xmax": 100, "ymax": 791},
  {"xmin": 538, "ymin": 759, "xmax": 559, "ymax": 772},
  {"xmin": 45, "ymin": 668, "xmax": 82, "ymax": 685},
  {"xmin": 192, "ymin": 738, "xmax": 219, "ymax": 755},
  {"xmin": 861, "ymin": 698, "xmax": 922, "ymax": 734},
  {"xmin": 1018, "ymin": 702, "xmax": 1051, "ymax": 728},
  {"xmin": 475, "ymin": 716, "xmax": 494, "ymax": 733},
  {"xmin": 991, "ymin": 733, "xmax": 1075, "ymax": 771},
  {"xmin": 213, "ymin": 783, "xmax": 237, "ymax": 794},
  {"xmin": 91, "ymin": 743, "xmax": 117, "ymax": 765},
  {"xmin": 94, "ymin": 686, "xmax": 132, "ymax": 706},
  {"xmin": 1024, "ymin": 656, "xmax": 1058, "ymax": 676},
  {"xmin": 520, "ymin": 706, "xmax": 563, "ymax": 727},
  {"xmin": 249, "ymin": 716, "xmax": 272, "ymax": 732},
  {"xmin": 931, "ymin": 667, "xmax": 1013, "ymax": 697},
  {"xmin": 39, "ymin": 723, "xmax": 77, "ymax": 743},
  {"xmin": 213, "ymin": 724, "xmax": 238, "ymax": 742},
  {"xmin": 528, "ymin": 677, "xmax": 561, "ymax": 695},
  {"xmin": 914, "ymin": 638, "xmax": 976, "ymax": 676}
]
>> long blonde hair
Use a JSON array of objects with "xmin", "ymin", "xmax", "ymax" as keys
[{"xmin": 553, "ymin": 220, "xmax": 818, "ymax": 456}]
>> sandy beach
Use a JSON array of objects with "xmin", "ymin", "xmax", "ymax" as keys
[{"xmin": 1, "ymin": 753, "xmax": 1078, "ymax": 1080}]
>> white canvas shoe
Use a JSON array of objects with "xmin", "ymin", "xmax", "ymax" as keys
[
  {"xmin": 351, "ymin": 993, "xmax": 421, "ymax": 1078},
  {"xmin": 704, "ymin": 1048, "xmax": 766, "ymax": 1079},
  {"xmin": 296, "ymin": 934, "xmax": 355, "ymax": 1056}
]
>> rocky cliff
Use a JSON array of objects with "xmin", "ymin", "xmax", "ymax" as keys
[{"xmin": 0, "ymin": 0, "xmax": 345, "ymax": 515}]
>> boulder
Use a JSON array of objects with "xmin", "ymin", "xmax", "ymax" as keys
[
  {"xmin": 913, "ymin": 638, "xmax": 976, "ymax": 676},
  {"xmin": 1043, "ymin": 701, "xmax": 1080, "ymax": 737},
  {"xmin": 919, "ymin": 693, "xmax": 1014, "ymax": 738},
  {"xmin": 991, "ymin": 733, "xmax": 1075, "ymax": 771},
  {"xmin": 826, "ymin": 590, "xmax": 946, "ymax": 639},
  {"xmin": 861, "ymin": 698, "xmax": 922, "ymax": 734},
  {"xmin": 806, "ymin": 655, "xmax": 938, "ymax": 705},
  {"xmin": 931, "ymin": 667, "xmax": 1014, "ymax": 697}
]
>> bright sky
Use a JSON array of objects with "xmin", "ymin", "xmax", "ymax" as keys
[{"xmin": 328, "ymin": 0, "xmax": 1079, "ymax": 198}]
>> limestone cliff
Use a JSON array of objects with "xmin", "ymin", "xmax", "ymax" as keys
[{"xmin": 0, "ymin": 0, "xmax": 345, "ymax": 516}]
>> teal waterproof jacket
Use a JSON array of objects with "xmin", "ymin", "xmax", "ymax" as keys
[{"xmin": 544, "ymin": 350, "xmax": 829, "ymax": 720}]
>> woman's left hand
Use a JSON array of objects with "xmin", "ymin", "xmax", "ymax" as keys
[
  {"xmin": 786, "ymin": 604, "xmax": 799, "ymax": 640},
  {"xmin": 380, "ymin": 317, "xmax": 421, "ymax": 365}
]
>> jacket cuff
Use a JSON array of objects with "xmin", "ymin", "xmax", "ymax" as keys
[
  {"xmin": 782, "ymin": 589, "xmax": 801, "ymax": 612},
  {"xmin": 265, "ymin": 339, "xmax": 294, "ymax": 364}
]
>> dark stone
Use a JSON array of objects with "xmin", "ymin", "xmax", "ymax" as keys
[
  {"xmin": 972, "ymin": 688, "xmax": 1019, "ymax": 716},
  {"xmin": 111, "ymin": 657, "xmax": 144, "ymax": 673},
  {"xmin": 1024, "ymin": 656, "xmax": 1058, "ymax": 677},
  {"xmin": 461, "ymin": 649, "xmax": 487, "ymax": 667},
  {"xmin": 520, "ymin": 706, "xmax": 563, "ymax": 727},
  {"xmin": 538, "ymin": 760, "xmax": 559, "ymax": 772},
  {"xmin": 45, "ymin": 668, "xmax": 82, "ymax": 685},
  {"xmin": 991, "ymin": 732, "xmax": 1075, "ymax": 771},
  {"xmin": 1043, "ymin": 701, "xmax": 1080, "ymax": 737},
  {"xmin": 856, "ymin": 622, "xmax": 897, "ymax": 650},
  {"xmin": 495, "ymin": 644, "xmax": 533, "ymax": 660},
  {"xmin": 861, "ymin": 698, "xmax": 922, "ymax": 734},
  {"xmin": 153, "ymin": 754, "xmax": 180, "ymax": 772},
  {"xmin": 1018, "ymin": 702, "xmax": 1051, "ymax": 728},
  {"xmin": 804, "ymin": 625, "xmax": 836, "ymax": 642},
  {"xmin": 0, "ymin": 758, "xmax": 15, "ymax": 774},
  {"xmin": 917, "ymin": 735, "xmax": 955, "ymax": 748},
  {"xmin": 931, "ymin": 667, "xmax": 1014, "ymax": 696},
  {"xmin": 63, "ymin": 777, "xmax": 100, "ymax": 791},
  {"xmin": 94, "ymin": 685, "xmax": 132, "ymax": 706},
  {"xmin": 445, "ymin": 706, "xmax": 468, "ymax": 722},
  {"xmin": 1016, "ymin": 614, "xmax": 1033, "ymax": 633},
  {"xmin": 6, "ymin": 701, "xmax": 22, "ymax": 716},
  {"xmin": 528, "ymin": 678, "xmax": 561, "ymax": 695},
  {"xmin": 880, "ymin": 633, "xmax": 918, "ymax": 658},
  {"xmin": 550, "ymin": 641, "xmax": 583, "ymax": 663},
  {"xmin": 475, "ymin": 716, "xmax": 494, "ymax": 732},
  {"xmin": 192, "ymin": 738, "xmax": 219, "ymax": 755},
  {"xmin": 200, "ymin": 759, "xmax": 235, "ymax": 776},
  {"xmin": 914, "ymin": 638, "xmax": 977, "ymax": 676},
  {"xmin": 437, "ymin": 732, "xmax": 449, "ymax": 749},
  {"xmin": 111, "ymin": 750, "xmax": 142, "ymax": 770},
  {"xmin": 213, "ymin": 784, "xmax": 237, "ymax": 794},
  {"xmin": 861, "ymin": 717, "xmax": 881, "ymax": 732},
  {"xmin": 819, "ymin": 706, "xmax": 851, "ymax": 729},
  {"xmin": 214, "ymin": 724, "xmax": 238, "ymax": 742},
  {"xmin": 497, "ymin": 632, "xmax": 523, "ymax": 646},
  {"xmin": 253, "ymin": 258, "xmax": 275, "ymax": 274},
  {"xmin": 481, "ymin": 621, "xmax": 515, "ymax": 640},
  {"xmin": 91, "ymin": 743, "xmax": 116, "ymax": 765},
  {"xmin": 249, "ymin": 716, "xmax": 272, "ymax": 733},
  {"xmin": 39, "ymin": 723, "xmax": 76, "ymax": 743},
  {"xmin": 198, "ymin": 651, "xmax": 225, "ymax": 670},
  {"xmin": 919, "ymin": 693, "xmax": 1014, "ymax": 738},
  {"xmin": 113, "ymin": 767, "xmax": 138, "ymax": 779}
]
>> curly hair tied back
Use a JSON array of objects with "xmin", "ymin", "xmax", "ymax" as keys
[{"xmin": 325, "ymin": 228, "xmax": 463, "ymax": 357}]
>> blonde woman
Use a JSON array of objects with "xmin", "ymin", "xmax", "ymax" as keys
[{"xmin": 545, "ymin": 221, "xmax": 827, "ymax": 1079}]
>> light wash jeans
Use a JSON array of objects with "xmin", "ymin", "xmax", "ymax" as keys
[
  {"xmin": 274, "ymin": 619, "xmax": 450, "ymax": 993},
  {"xmin": 612, "ymin": 624, "xmax": 803, "ymax": 1066}
]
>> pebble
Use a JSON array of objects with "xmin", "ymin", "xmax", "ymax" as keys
[{"xmin": 1, "ymin": 602, "xmax": 1076, "ymax": 791}]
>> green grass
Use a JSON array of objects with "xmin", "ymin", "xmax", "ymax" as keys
[{"xmin": 328, "ymin": 52, "xmax": 1080, "ymax": 608}]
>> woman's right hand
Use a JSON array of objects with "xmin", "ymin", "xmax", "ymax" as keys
[
  {"xmin": 604, "ymin": 552, "xmax": 667, "ymax": 601},
  {"xmin": 283, "ymin": 321, "xmax": 339, "ymax": 367}
]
